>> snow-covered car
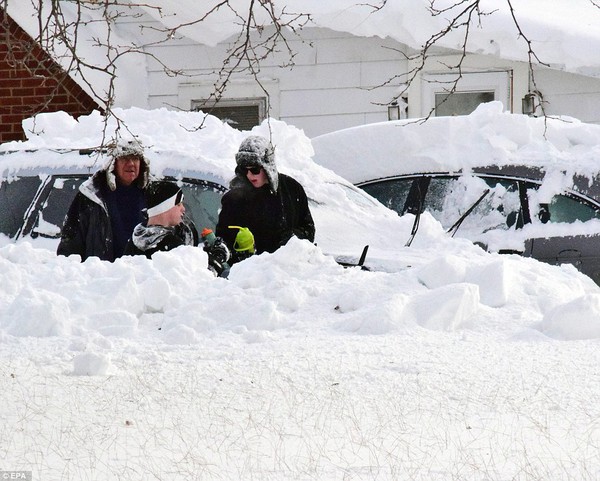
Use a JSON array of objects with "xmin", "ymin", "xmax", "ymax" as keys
[
  {"xmin": 0, "ymin": 109, "xmax": 404, "ymax": 265},
  {"xmin": 0, "ymin": 151, "xmax": 226, "ymax": 244},
  {"xmin": 312, "ymin": 103, "xmax": 600, "ymax": 284}
]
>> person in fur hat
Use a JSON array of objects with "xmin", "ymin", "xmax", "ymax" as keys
[
  {"xmin": 216, "ymin": 135, "xmax": 315, "ymax": 263},
  {"xmin": 57, "ymin": 139, "xmax": 150, "ymax": 261},
  {"xmin": 124, "ymin": 181, "xmax": 200, "ymax": 258}
]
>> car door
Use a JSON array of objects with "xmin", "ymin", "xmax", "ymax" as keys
[{"xmin": 525, "ymin": 190, "xmax": 600, "ymax": 284}]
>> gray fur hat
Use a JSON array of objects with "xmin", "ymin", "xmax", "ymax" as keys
[
  {"xmin": 235, "ymin": 136, "xmax": 279, "ymax": 192},
  {"xmin": 105, "ymin": 139, "xmax": 150, "ymax": 191}
]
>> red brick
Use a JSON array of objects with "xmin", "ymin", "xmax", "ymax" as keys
[
  {"xmin": 20, "ymin": 77, "xmax": 46, "ymax": 88},
  {"xmin": 11, "ymin": 87, "xmax": 35, "ymax": 97},
  {"xmin": 1, "ymin": 113, "xmax": 24, "ymax": 124},
  {"xmin": 0, "ymin": 96, "xmax": 23, "ymax": 106},
  {"xmin": 0, "ymin": 132, "xmax": 26, "ymax": 142},
  {"xmin": 0, "ymin": 122, "xmax": 15, "ymax": 133}
]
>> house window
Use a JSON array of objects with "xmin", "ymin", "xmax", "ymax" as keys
[
  {"xmin": 422, "ymin": 71, "xmax": 512, "ymax": 117},
  {"xmin": 191, "ymin": 98, "xmax": 266, "ymax": 130},
  {"xmin": 435, "ymin": 91, "xmax": 496, "ymax": 116}
]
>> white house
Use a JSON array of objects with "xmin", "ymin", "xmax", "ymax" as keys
[{"xmin": 8, "ymin": 1, "xmax": 600, "ymax": 138}]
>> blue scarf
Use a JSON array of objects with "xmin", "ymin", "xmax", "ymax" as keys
[{"xmin": 104, "ymin": 183, "xmax": 146, "ymax": 258}]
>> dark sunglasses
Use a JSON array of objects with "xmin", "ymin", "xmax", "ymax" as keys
[{"xmin": 243, "ymin": 166, "xmax": 263, "ymax": 175}]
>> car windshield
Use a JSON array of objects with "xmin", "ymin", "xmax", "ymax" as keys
[
  {"xmin": 362, "ymin": 174, "xmax": 522, "ymax": 237},
  {"xmin": 426, "ymin": 176, "xmax": 522, "ymax": 234},
  {"xmin": 34, "ymin": 176, "xmax": 86, "ymax": 238},
  {"xmin": 2, "ymin": 173, "xmax": 227, "ymax": 241},
  {"xmin": 0, "ymin": 176, "xmax": 44, "ymax": 238}
]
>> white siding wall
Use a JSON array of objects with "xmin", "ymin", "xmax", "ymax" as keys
[
  {"xmin": 137, "ymin": 25, "xmax": 409, "ymax": 138},
  {"xmin": 534, "ymin": 68, "xmax": 600, "ymax": 124},
  {"xmin": 117, "ymin": 16, "xmax": 600, "ymax": 137}
]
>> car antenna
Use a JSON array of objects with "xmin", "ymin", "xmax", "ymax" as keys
[{"xmin": 446, "ymin": 189, "xmax": 490, "ymax": 237}]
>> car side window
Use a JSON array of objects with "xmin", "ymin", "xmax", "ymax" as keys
[
  {"xmin": 542, "ymin": 194, "xmax": 600, "ymax": 223},
  {"xmin": 360, "ymin": 179, "xmax": 414, "ymax": 213},
  {"xmin": 178, "ymin": 180, "xmax": 226, "ymax": 231}
]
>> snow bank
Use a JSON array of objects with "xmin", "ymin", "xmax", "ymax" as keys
[{"xmin": 1, "ymin": 235, "xmax": 598, "ymax": 348}]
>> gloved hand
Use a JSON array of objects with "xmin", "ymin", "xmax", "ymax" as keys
[
  {"xmin": 201, "ymin": 228, "xmax": 231, "ymax": 277},
  {"xmin": 205, "ymin": 237, "xmax": 230, "ymax": 265}
]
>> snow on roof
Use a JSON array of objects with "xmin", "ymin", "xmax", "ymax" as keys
[
  {"xmin": 6, "ymin": 0, "xmax": 600, "ymax": 111},
  {"xmin": 133, "ymin": 1, "xmax": 600, "ymax": 76}
]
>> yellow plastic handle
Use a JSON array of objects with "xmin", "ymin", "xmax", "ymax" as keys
[{"xmin": 229, "ymin": 226, "xmax": 255, "ymax": 253}]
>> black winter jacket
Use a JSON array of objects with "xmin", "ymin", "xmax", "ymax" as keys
[
  {"xmin": 57, "ymin": 171, "xmax": 145, "ymax": 261},
  {"xmin": 216, "ymin": 173, "xmax": 315, "ymax": 257}
]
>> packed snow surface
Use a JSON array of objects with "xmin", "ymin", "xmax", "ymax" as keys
[{"xmin": 2, "ymin": 107, "xmax": 600, "ymax": 480}]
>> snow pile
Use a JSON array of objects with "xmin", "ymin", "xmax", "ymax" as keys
[
  {"xmin": 312, "ymin": 101, "xmax": 600, "ymax": 184},
  {"xmin": 1, "ymin": 235, "xmax": 598, "ymax": 344}
]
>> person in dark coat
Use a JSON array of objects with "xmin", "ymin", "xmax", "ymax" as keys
[
  {"xmin": 124, "ymin": 181, "xmax": 199, "ymax": 258},
  {"xmin": 216, "ymin": 135, "xmax": 315, "ymax": 263},
  {"xmin": 57, "ymin": 139, "xmax": 150, "ymax": 262}
]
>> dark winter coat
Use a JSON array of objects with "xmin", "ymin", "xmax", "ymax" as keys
[
  {"xmin": 57, "ymin": 169, "xmax": 146, "ymax": 262},
  {"xmin": 216, "ymin": 173, "xmax": 315, "ymax": 258},
  {"xmin": 124, "ymin": 220, "xmax": 199, "ymax": 258}
]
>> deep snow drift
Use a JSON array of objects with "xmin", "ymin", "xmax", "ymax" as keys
[{"xmin": 2, "ymin": 107, "xmax": 600, "ymax": 480}]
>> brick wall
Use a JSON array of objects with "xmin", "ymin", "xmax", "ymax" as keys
[{"xmin": 0, "ymin": 9, "xmax": 99, "ymax": 143}]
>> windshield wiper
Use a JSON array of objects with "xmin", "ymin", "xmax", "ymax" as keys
[
  {"xmin": 446, "ymin": 189, "xmax": 490, "ymax": 238},
  {"xmin": 404, "ymin": 177, "xmax": 430, "ymax": 247}
]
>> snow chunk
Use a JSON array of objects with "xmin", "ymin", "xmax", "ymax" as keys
[
  {"xmin": 409, "ymin": 283, "xmax": 480, "ymax": 331},
  {"xmin": 540, "ymin": 294, "xmax": 600, "ymax": 340},
  {"xmin": 72, "ymin": 351, "xmax": 112, "ymax": 376},
  {"xmin": 4, "ymin": 287, "xmax": 71, "ymax": 337}
]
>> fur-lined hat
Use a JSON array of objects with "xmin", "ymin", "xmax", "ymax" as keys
[
  {"xmin": 105, "ymin": 139, "xmax": 150, "ymax": 191},
  {"xmin": 234, "ymin": 136, "xmax": 279, "ymax": 192}
]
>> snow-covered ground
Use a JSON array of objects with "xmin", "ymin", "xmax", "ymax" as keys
[{"xmin": 2, "ymin": 107, "xmax": 600, "ymax": 480}]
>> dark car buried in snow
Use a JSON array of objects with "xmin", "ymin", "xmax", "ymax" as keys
[{"xmin": 312, "ymin": 108, "xmax": 600, "ymax": 285}]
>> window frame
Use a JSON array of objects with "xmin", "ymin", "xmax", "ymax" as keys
[
  {"xmin": 421, "ymin": 70, "xmax": 512, "ymax": 116},
  {"xmin": 191, "ymin": 97, "xmax": 267, "ymax": 130}
]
